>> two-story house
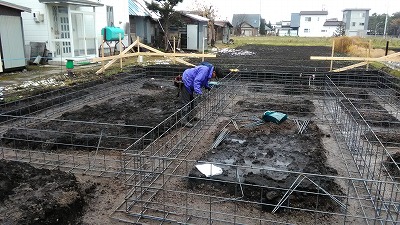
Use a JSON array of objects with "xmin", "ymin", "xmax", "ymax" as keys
[
  {"xmin": 342, "ymin": 8, "xmax": 370, "ymax": 37},
  {"xmin": 297, "ymin": 11, "xmax": 328, "ymax": 37}
]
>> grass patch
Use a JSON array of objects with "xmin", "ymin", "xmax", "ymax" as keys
[
  {"xmin": 370, "ymin": 62, "xmax": 400, "ymax": 78},
  {"xmin": 221, "ymin": 36, "xmax": 334, "ymax": 48},
  {"xmin": 217, "ymin": 36, "xmax": 400, "ymax": 50}
]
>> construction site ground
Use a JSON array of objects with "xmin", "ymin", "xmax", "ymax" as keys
[{"xmin": 0, "ymin": 45, "xmax": 399, "ymax": 224}]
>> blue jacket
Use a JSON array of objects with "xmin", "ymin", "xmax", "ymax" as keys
[{"xmin": 182, "ymin": 65, "xmax": 214, "ymax": 95}]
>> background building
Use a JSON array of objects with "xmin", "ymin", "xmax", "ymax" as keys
[{"xmin": 342, "ymin": 8, "xmax": 370, "ymax": 37}]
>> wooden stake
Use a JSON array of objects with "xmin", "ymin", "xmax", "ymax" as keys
[
  {"xmin": 137, "ymin": 36, "xmax": 140, "ymax": 53},
  {"xmin": 173, "ymin": 36, "xmax": 176, "ymax": 64},
  {"xmin": 366, "ymin": 40, "xmax": 371, "ymax": 70},
  {"xmin": 330, "ymin": 39, "xmax": 335, "ymax": 71},
  {"xmin": 119, "ymin": 33, "xmax": 122, "ymax": 69},
  {"xmin": 101, "ymin": 35, "xmax": 105, "ymax": 71}
]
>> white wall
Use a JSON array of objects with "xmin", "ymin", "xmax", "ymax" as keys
[
  {"xmin": 7, "ymin": 0, "xmax": 130, "ymax": 55},
  {"xmin": 8, "ymin": 0, "xmax": 49, "ymax": 45},
  {"xmin": 95, "ymin": 0, "xmax": 129, "ymax": 46},
  {"xmin": 298, "ymin": 14, "xmax": 327, "ymax": 37},
  {"xmin": 322, "ymin": 26, "xmax": 337, "ymax": 37}
]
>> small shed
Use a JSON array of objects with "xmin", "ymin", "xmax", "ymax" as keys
[
  {"xmin": 128, "ymin": 0, "xmax": 159, "ymax": 45},
  {"xmin": 179, "ymin": 13, "xmax": 209, "ymax": 51},
  {"xmin": 0, "ymin": 1, "xmax": 31, "ymax": 72},
  {"xmin": 214, "ymin": 20, "xmax": 233, "ymax": 44}
]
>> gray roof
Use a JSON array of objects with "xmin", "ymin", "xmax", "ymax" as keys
[
  {"xmin": 323, "ymin": 21, "xmax": 345, "ymax": 26},
  {"xmin": 232, "ymin": 14, "xmax": 261, "ymax": 28},
  {"xmin": 299, "ymin": 11, "xmax": 328, "ymax": 15},
  {"xmin": 184, "ymin": 13, "xmax": 208, "ymax": 22},
  {"xmin": 38, "ymin": 0, "xmax": 103, "ymax": 7},
  {"xmin": 215, "ymin": 20, "xmax": 233, "ymax": 28},
  {"xmin": 0, "ymin": 0, "xmax": 31, "ymax": 12},
  {"xmin": 342, "ymin": 8, "xmax": 370, "ymax": 12},
  {"xmin": 128, "ymin": 0, "xmax": 159, "ymax": 19},
  {"xmin": 291, "ymin": 13, "xmax": 300, "ymax": 27}
]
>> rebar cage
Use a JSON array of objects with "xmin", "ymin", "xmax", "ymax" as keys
[{"xmin": 1, "ymin": 67, "xmax": 399, "ymax": 224}]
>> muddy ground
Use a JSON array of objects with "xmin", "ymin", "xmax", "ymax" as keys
[{"xmin": 0, "ymin": 45, "xmax": 396, "ymax": 224}]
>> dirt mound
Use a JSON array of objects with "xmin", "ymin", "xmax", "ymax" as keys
[{"xmin": 0, "ymin": 159, "xmax": 84, "ymax": 224}]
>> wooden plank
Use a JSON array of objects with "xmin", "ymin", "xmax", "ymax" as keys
[
  {"xmin": 96, "ymin": 39, "xmax": 139, "ymax": 74},
  {"xmin": 311, "ymin": 56, "xmax": 400, "ymax": 62},
  {"xmin": 332, "ymin": 52, "xmax": 400, "ymax": 72},
  {"xmin": 92, "ymin": 52, "xmax": 216, "ymax": 62},
  {"xmin": 138, "ymin": 42, "xmax": 195, "ymax": 67}
]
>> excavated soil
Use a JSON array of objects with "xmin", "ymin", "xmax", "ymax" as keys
[
  {"xmin": 188, "ymin": 99, "xmax": 343, "ymax": 213},
  {"xmin": 0, "ymin": 45, "xmax": 396, "ymax": 224},
  {"xmin": 1, "ymin": 80, "xmax": 180, "ymax": 152}
]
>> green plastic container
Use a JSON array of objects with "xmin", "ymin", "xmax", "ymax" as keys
[
  {"xmin": 262, "ymin": 111, "xmax": 288, "ymax": 124},
  {"xmin": 66, "ymin": 59, "xmax": 74, "ymax": 69},
  {"xmin": 101, "ymin": 26, "xmax": 125, "ymax": 41}
]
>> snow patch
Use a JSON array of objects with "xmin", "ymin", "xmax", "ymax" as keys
[{"xmin": 219, "ymin": 48, "xmax": 256, "ymax": 56}]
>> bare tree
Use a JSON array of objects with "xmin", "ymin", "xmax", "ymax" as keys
[
  {"xmin": 191, "ymin": 1, "xmax": 218, "ymax": 46},
  {"xmin": 146, "ymin": 0, "xmax": 183, "ymax": 51},
  {"xmin": 233, "ymin": 15, "xmax": 247, "ymax": 36}
]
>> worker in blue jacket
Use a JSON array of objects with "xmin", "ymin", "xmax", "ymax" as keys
[{"xmin": 179, "ymin": 62, "xmax": 223, "ymax": 127}]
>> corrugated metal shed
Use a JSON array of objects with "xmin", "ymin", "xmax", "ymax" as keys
[
  {"xmin": 129, "ymin": 0, "xmax": 159, "ymax": 19},
  {"xmin": 0, "ymin": 1, "xmax": 31, "ymax": 12}
]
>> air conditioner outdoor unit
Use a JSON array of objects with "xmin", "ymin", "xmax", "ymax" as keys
[{"xmin": 33, "ymin": 12, "xmax": 44, "ymax": 23}]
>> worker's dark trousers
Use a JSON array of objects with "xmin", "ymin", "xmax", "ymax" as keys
[{"xmin": 180, "ymin": 86, "xmax": 194, "ymax": 123}]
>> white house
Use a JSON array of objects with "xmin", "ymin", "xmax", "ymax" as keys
[
  {"xmin": 323, "ymin": 19, "xmax": 345, "ymax": 37},
  {"xmin": 342, "ymin": 8, "xmax": 370, "ymax": 37},
  {"xmin": 297, "ymin": 11, "xmax": 328, "ymax": 37},
  {"xmin": 7, "ymin": 0, "xmax": 130, "ymax": 64}
]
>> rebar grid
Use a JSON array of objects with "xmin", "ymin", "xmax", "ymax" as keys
[
  {"xmin": 0, "ymin": 66, "xmax": 399, "ymax": 224},
  {"xmin": 322, "ymin": 76, "xmax": 400, "ymax": 224},
  {"xmin": 112, "ymin": 70, "xmax": 400, "ymax": 224}
]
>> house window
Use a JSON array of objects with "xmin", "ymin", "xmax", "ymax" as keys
[
  {"xmin": 106, "ymin": 6, "xmax": 114, "ymax": 26},
  {"xmin": 321, "ymin": 30, "xmax": 327, "ymax": 32},
  {"xmin": 359, "ymin": 22, "xmax": 365, "ymax": 26},
  {"xmin": 305, "ymin": 17, "xmax": 311, "ymax": 22},
  {"xmin": 360, "ymin": 12, "xmax": 365, "ymax": 18},
  {"xmin": 304, "ymin": 29, "xmax": 310, "ymax": 33},
  {"xmin": 352, "ymin": 22, "xmax": 356, "ymax": 26}
]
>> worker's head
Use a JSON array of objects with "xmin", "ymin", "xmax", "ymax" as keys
[{"xmin": 212, "ymin": 67, "xmax": 224, "ymax": 79}]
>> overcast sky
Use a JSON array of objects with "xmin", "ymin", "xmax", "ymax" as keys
[{"xmin": 175, "ymin": 0, "xmax": 398, "ymax": 23}]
